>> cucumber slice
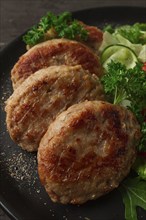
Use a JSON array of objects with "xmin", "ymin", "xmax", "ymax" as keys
[{"xmin": 101, "ymin": 44, "xmax": 138, "ymax": 69}]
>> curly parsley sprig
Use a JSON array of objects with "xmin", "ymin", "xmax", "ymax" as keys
[
  {"xmin": 101, "ymin": 61, "xmax": 146, "ymax": 152},
  {"xmin": 101, "ymin": 22, "xmax": 146, "ymax": 220},
  {"xmin": 23, "ymin": 12, "xmax": 88, "ymax": 46}
]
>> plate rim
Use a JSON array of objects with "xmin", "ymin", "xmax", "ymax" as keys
[
  {"xmin": 0, "ymin": 5, "xmax": 145, "ymax": 54},
  {"xmin": 0, "ymin": 5, "xmax": 146, "ymax": 220}
]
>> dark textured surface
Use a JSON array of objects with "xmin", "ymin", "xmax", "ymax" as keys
[
  {"xmin": 0, "ymin": 0, "xmax": 146, "ymax": 49},
  {"xmin": 0, "ymin": 1, "xmax": 146, "ymax": 220}
]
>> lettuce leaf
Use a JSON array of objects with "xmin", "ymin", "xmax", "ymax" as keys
[
  {"xmin": 119, "ymin": 177, "xmax": 146, "ymax": 220},
  {"xmin": 99, "ymin": 32, "xmax": 145, "ymax": 61}
]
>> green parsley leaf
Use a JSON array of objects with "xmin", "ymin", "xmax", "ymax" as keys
[
  {"xmin": 138, "ymin": 122, "xmax": 146, "ymax": 152},
  {"xmin": 23, "ymin": 12, "xmax": 88, "ymax": 46},
  {"xmin": 101, "ymin": 61, "xmax": 128, "ymax": 105},
  {"xmin": 101, "ymin": 61, "xmax": 146, "ymax": 115},
  {"xmin": 101, "ymin": 61, "xmax": 146, "ymax": 152},
  {"xmin": 119, "ymin": 177, "xmax": 146, "ymax": 220},
  {"xmin": 58, "ymin": 20, "xmax": 88, "ymax": 40},
  {"xmin": 23, "ymin": 25, "xmax": 45, "ymax": 46}
]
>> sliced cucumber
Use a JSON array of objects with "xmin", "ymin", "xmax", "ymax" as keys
[{"xmin": 101, "ymin": 44, "xmax": 138, "ymax": 69}]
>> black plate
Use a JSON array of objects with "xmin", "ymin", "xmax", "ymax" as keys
[{"xmin": 0, "ymin": 6, "xmax": 146, "ymax": 220}]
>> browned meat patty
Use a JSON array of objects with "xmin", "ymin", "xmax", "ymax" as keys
[
  {"xmin": 80, "ymin": 22, "xmax": 103, "ymax": 51},
  {"xmin": 38, "ymin": 100, "xmax": 141, "ymax": 204},
  {"xmin": 27, "ymin": 22, "xmax": 103, "ymax": 52},
  {"xmin": 11, "ymin": 38, "xmax": 102, "ymax": 89},
  {"xmin": 6, "ymin": 65, "xmax": 104, "ymax": 152}
]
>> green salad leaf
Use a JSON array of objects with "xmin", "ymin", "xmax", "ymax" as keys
[
  {"xmin": 119, "ymin": 177, "xmax": 146, "ymax": 220},
  {"xmin": 116, "ymin": 23, "xmax": 146, "ymax": 44},
  {"xmin": 104, "ymin": 23, "xmax": 146, "ymax": 44},
  {"xmin": 133, "ymin": 157, "xmax": 146, "ymax": 180},
  {"xmin": 101, "ymin": 23, "xmax": 146, "ymax": 62},
  {"xmin": 101, "ymin": 23, "xmax": 146, "ymax": 220},
  {"xmin": 103, "ymin": 24, "xmax": 115, "ymax": 34}
]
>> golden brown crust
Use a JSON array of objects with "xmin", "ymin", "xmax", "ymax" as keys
[
  {"xmin": 38, "ymin": 101, "xmax": 141, "ymax": 204},
  {"xmin": 11, "ymin": 39, "xmax": 102, "ymax": 89},
  {"xmin": 80, "ymin": 22, "xmax": 103, "ymax": 51},
  {"xmin": 6, "ymin": 65, "xmax": 104, "ymax": 152}
]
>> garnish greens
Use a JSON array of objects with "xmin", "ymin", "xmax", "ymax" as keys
[
  {"xmin": 133, "ymin": 157, "xmax": 146, "ymax": 180},
  {"xmin": 101, "ymin": 62, "xmax": 146, "ymax": 112},
  {"xmin": 101, "ymin": 60, "xmax": 146, "ymax": 220},
  {"xmin": 104, "ymin": 23, "xmax": 146, "ymax": 44},
  {"xmin": 119, "ymin": 177, "xmax": 146, "ymax": 220},
  {"xmin": 23, "ymin": 12, "xmax": 88, "ymax": 46},
  {"xmin": 101, "ymin": 61, "xmax": 146, "ymax": 150},
  {"xmin": 138, "ymin": 122, "xmax": 146, "ymax": 152},
  {"xmin": 100, "ymin": 23, "xmax": 146, "ymax": 63}
]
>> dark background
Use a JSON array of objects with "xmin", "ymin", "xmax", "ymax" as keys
[
  {"xmin": 0, "ymin": 0, "xmax": 146, "ymax": 219},
  {"xmin": 0, "ymin": 0, "xmax": 146, "ymax": 50}
]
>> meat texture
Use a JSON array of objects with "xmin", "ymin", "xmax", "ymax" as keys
[
  {"xmin": 38, "ymin": 100, "xmax": 141, "ymax": 204},
  {"xmin": 80, "ymin": 22, "xmax": 103, "ymax": 51},
  {"xmin": 11, "ymin": 38, "xmax": 102, "ymax": 89},
  {"xmin": 6, "ymin": 65, "xmax": 104, "ymax": 152}
]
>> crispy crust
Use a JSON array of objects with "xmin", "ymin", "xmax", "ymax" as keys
[
  {"xmin": 38, "ymin": 101, "xmax": 141, "ymax": 204},
  {"xmin": 6, "ymin": 65, "xmax": 104, "ymax": 151},
  {"xmin": 80, "ymin": 22, "xmax": 103, "ymax": 51},
  {"xmin": 11, "ymin": 39, "xmax": 102, "ymax": 89}
]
